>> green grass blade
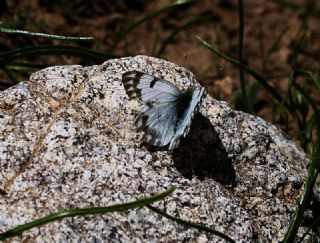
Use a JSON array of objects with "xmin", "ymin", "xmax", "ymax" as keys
[
  {"xmin": 156, "ymin": 14, "xmax": 215, "ymax": 57},
  {"xmin": 262, "ymin": 26, "xmax": 290, "ymax": 72},
  {"xmin": 304, "ymin": 114, "xmax": 316, "ymax": 154},
  {"xmin": 0, "ymin": 186, "xmax": 175, "ymax": 240},
  {"xmin": 295, "ymin": 69, "xmax": 320, "ymax": 95},
  {"xmin": 233, "ymin": 81, "xmax": 260, "ymax": 111},
  {"xmin": 0, "ymin": 45, "xmax": 118, "ymax": 63},
  {"xmin": 110, "ymin": 0, "xmax": 195, "ymax": 52},
  {"xmin": 280, "ymin": 71, "xmax": 300, "ymax": 128},
  {"xmin": 148, "ymin": 205, "xmax": 236, "ymax": 243},
  {"xmin": 289, "ymin": 0, "xmax": 314, "ymax": 68},
  {"xmin": 197, "ymin": 37, "xmax": 294, "ymax": 114},
  {"xmin": 237, "ymin": 0, "xmax": 249, "ymax": 112},
  {"xmin": 293, "ymin": 82, "xmax": 319, "ymax": 116},
  {"xmin": 282, "ymin": 140, "xmax": 320, "ymax": 242},
  {"xmin": 293, "ymin": 82, "xmax": 320, "ymax": 150},
  {"xmin": 0, "ymin": 27, "xmax": 94, "ymax": 41},
  {"xmin": 3, "ymin": 66, "xmax": 18, "ymax": 83}
]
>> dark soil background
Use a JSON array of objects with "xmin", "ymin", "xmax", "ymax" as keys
[{"xmin": 1, "ymin": 0, "xmax": 320, "ymax": 139}]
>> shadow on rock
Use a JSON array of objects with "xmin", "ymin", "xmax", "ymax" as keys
[{"xmin": 172, "ymin": 113, "xmax": 236, "ymax": 187}]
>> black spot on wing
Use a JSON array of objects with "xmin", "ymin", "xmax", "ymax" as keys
[
  {"xmin": 135, "ymin": 113, "xmax": 149, "ymax": 130},
  {"xmin": 122, "ymin": 71, "xmax": 144, "ymax": 99},
  {"xmin": 150, "ymin": 78, "xmax": 158, "ymax": 88}
]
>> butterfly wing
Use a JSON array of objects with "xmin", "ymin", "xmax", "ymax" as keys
[
  {"xmin": 123, "ymin": 71, "xmax": 181, "ymax": 147},
  {"xmin": 122, "ymin": 71, "xmax": 181, "ymax": 102},
  {"xmin": 122, "ymin": 71, "xmax": 206, "ymax": 150},
  {"xmin": 135, "ymin": 100, "xmax": 179, "ymax": 147},
  {"xmin": 168, "ymin": 86, "xmax": 207, "ymax": 150}
]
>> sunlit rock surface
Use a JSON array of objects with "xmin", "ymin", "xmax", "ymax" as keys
[{"xmin": 0, "ymin": 56, "xmax": 313, "ymax": 242}]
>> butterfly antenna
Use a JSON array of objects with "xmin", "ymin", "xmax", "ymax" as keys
[{"xmin": 183, "ymin": 54, "xmax": 193, "ymax": 89}]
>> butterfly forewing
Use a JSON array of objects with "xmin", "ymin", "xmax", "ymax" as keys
[
  {"xmin": 122, "ymin": 71, "xmax": 181, "ymax": 102},
  {"xmin": 122, "ymin": 70, "xmax": 206, "ymax": 150}
]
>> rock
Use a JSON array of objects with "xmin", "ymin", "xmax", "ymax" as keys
[{"xmin": 0, "ymin": 55, "xmax": 313, "ymax": 242}]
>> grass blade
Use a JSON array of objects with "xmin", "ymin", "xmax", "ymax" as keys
[
  {"xmin": 295, "ymin": 69, "xmax": 320, "ymax": 95},
  {"xmin": 156, "ymin": 14, "xmax": 215, "ymax": 57},
  {"xmin": 197, "ymin": 37, "xmax": 293, "ymax": 114},
  {"xmin": 3, "ymin": 66, "xmax": 18, "ymax": 83},
  {"xmin": 0, "ymin": 186, "xmax": 175, "ymax": 240},
  {"xmin": 237, "ymin": 0, "xmax": 249, "ymax": 112},
  {"xmin": 233, "ymin": 81, "xmax": 260, "ymax": 111},
  {"xmin": 282, "ymin": 140, "xmax": 320, "ymax": 242},
  {"xmin": 110, "ymin": 0, "xmax": 195, "ymax": 52},
  {"xmin": 0, "ymin": 45, "xmax": 118, "ymax": 63},
  {"xmin": 148, "ymin": 205, "xmax": 235, "ymax": 243},
  {"xmin": 293, "ymin": 81, "xmax": 320, "ymax": 151},
  {"xmin": 0, "ymin": 27, "xmax": 94, "ymax": 41},
  {"xmin": 262, "ymin": 26, "xmax": 290, "ymax": 72},
  {"xmin": 293, "ymin": 82, "xmax": 319, "ymax": 116}
]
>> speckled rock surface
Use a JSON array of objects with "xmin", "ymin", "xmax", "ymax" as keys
[{"xmin": 0, "ymin": 55, "xmax": 314, "ymax": 242}]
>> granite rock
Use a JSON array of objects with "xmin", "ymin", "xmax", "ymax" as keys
[{"xmin": 0, "ymin": 55, "xmax": 315, "ymax": 242}]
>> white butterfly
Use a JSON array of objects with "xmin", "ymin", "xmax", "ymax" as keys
[{"xmin": 122, "ymin": 71, "xmax": 206, "ymax": 150}]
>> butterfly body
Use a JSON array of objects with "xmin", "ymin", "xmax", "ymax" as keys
[{"xmin": 122, "ymin": 71, "xmax": 206, "ymax": 150}]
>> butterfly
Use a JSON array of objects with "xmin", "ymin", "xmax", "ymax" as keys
[{"xmin": 122, "ymin": 71, "xmax": 206, "ymax": 150}]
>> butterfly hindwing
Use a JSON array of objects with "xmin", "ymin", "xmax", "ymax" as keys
[
  {"xmin": 136, "ymin": 100, "xmax": 178, "ymax": 147},
  {"xmin": 168, "ymin": 87, "xmax": 206, "ymax": 149},
  {"xmin": 122, "ymin": 71, "xmax": 206, "ymax": 150}
]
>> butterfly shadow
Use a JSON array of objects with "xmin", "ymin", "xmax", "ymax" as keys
[{"xmin": 171, "ymin": 113, "xmax": 237, "ymax": 188}]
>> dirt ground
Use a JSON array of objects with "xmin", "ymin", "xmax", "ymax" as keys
[{"xmin": 1, "ymin": 0, "xmax": 320, "ymax": 137}]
